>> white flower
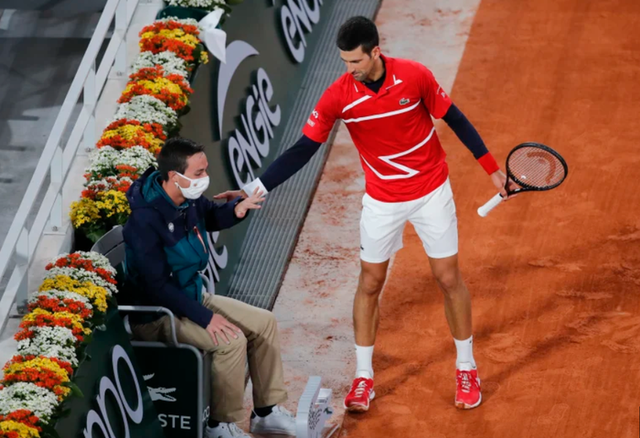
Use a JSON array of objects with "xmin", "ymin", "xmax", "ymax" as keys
[
  {"xmin": 47, "ymin": 252, "xmax": 117, "ymax": 277},
  {"xmin": 50, "ymin": 252, "xmax": 118, "ymax": 278},
  {"xmin": 112, "ymin": 94, "xmax": 179, "ymax": 129},
  {"xmin": 45, "ymin": 267, "xmax": 117, "ymax": 296},
  {"xmin": 168, "ymin": 0, "xmax": 227, "ymax": 9},
  {"xmin": 86, "ymin": 145, "xmax": 157, "ymax": 181},
  {"xmin": 155, "ymin": 16, "xmax": 202, "ymax": 29},
  {"xmin": 17, "ymin": 326, "xmax": 78, "ymax": 350},
  {"xmin": 131, "ymin": 51, "xmax": 189, "ymax": 78},
  {"xmin": 116, "ymin": 146, "xmax": 158, "ymax": 172},
  {"xmin": 0, "ymin": 383, "xmax": 59, "ymax": 423},
  {"xmin": 74, "ymin": 251, "xmax": 118, "ymax": 273},
  {"xmin": 85, "ymin": 176, "xmax": 133, "ymax": 193},
  {"xmin": 17, "ymin": 338, "xmax": 78, "ymax": 367},
  {"xmin": 167, "ymin": 0, "xmax": 227, "ymax": 10},
  {"xmin": 31, "ymin": 290, "xmax": 92, "ymax": 309},
  {"xmin": 87, "ymin": 146, "xmax": 120, "ymax": 174}
]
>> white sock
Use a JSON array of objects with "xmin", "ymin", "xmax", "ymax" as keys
[
  {"xmin": 454, "ymin": 336, "xmax": 476, "ymax": 368},
  {"xmin": 355, "ymin": 345, "xmax": 374, "ymax": 379}
]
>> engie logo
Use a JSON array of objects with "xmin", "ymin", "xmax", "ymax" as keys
[
  {"xmin": 83, "ymin": 345, "xmax": 144, "ymax": 438},
  {"xmin": 278, "ymin": 0, "xmax": 324, "ymax": 63},
  {"xmin": 203, "ymin": 231, "xmax": 228, "ymax": 295},
  {"xmin": 218, "ymin": 41, "xmax": 282, "ymax": 189},
  {"xmin": 218, "ymin": 2, "xmax": 325, "ymax": 189}
]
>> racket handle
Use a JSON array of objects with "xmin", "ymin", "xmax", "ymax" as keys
[{"xmin": 477, "ymin": 192, "xmax": 504, "ymax": 217}]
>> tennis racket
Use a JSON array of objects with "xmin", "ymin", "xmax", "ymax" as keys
[{"xmin": 477, "ymin": 142, "xmax": 568, "ymax": 217}]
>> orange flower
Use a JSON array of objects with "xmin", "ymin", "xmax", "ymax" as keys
[
  {"xmin": 28, "ymin": 296, "xmax": 92, "ymax": 320},
  {"xmin": 0, "ymin": 410, "xmax": 41, "ymax": 433},
  {"xmin": 45, "ymin": 253, "xmax": 116, "ymax": 285},
  {"xmin": 19, "ymin": 309, "xmax": 89, "ymax": 342},
  {"xmin": 3, "ymin": 356, "xmax": 73, "ymax": 401},
  {"xmin": 81, "ymin": 177, "xmax": 132, "ymax": 199},
  {"xmin": 115, "ymin": 164, "xmax": 140, "ymax": 180},
  {"xmin": 118, "ymin": 68, "xmax": 192, "ymax": 113},
  {"xmin": 139, "ymin": 20, "xmax": 200, "ymax": 37},
  {"xmin": 97, "ymin": 119, "xmax": 166, "ymax": 155}
]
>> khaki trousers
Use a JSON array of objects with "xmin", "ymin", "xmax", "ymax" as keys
[{"xmin": 131, "ymin": 293, "xmax": 288, "ymax": 422}]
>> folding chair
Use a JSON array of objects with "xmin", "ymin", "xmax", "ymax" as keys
[{"xmin": 91, "ymin": 226, "xmax": 212, "ymax": 438}]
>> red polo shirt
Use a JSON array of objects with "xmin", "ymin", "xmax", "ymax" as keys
[{"xmin": 303, "ymin": 55, "xmax": 453, "ymax": 202}]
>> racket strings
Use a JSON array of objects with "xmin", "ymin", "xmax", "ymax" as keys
[{"xmin": 508, "ymin": 148, "xmax": 566, "ymax": 188}]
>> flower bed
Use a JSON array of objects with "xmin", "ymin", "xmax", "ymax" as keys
[
  {"xmin": 0, "ymin": 252, "xmax": 116, "ymax": 438},
  {"xmin": 70, "ymin": 16, "xmax": 211, "ymax": 245},
  {"xmin": 1, "ymin": 2, "xmax": 247, "ymax": 436}
]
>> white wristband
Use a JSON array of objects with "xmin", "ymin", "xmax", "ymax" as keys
[{"xmin": 242, "ymin": 178, "xmax": 268, "ymax": 197}]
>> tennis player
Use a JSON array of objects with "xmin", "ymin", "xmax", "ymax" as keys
[{"xmin": 216, "ymin": 16, "xmax": 517, "ymax": 412}]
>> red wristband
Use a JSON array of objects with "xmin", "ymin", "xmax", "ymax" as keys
[{"xmin": 477, "ymin": 152, "xmax": 500, "ymax": 175}]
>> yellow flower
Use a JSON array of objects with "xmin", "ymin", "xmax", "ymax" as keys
[
  {"xmin": 22, "ymin": 308, "xmax": 91, "ymax": 335},
  {"xmin": 4, "ymin": 357, "xmax": 71, "ymax": 383},
  {"xmin": 94, "ymin": 190, "xmax": 131, "ymax": 218},
  {"xmin": 0, "ymin": 420, "xmax": 40, "ymax": 438},
  {"xmin": 4, "ymin": 356, "xmax": 72, "ymax": 400},
  {"xmin": 40, "ymin": 276, "xmax": 108, "ymax": 313},
  {"xmin": 175, "ymin": 33, "xmax": 201, "ymax": 48},
  {"xmin": 140, "ymin": 29, "xmax": 200, "ymax": 48},
  {"xmin": 70, "ymin": 190, "xmax": 132, "ymax": 230},
  {"xmin": 123, "ymin": 77, "xmax": 187, "ymax": 99},
  {"xmin": 100, "ymin": 123, "xmax": 164, "ymax": 153},
  {"xmin": 70, "ymin": 198, "xmax": 101, "ymax": 228}
]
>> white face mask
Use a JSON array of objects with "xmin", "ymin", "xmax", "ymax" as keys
[{"xmin": 174, "ymin": 172, "xmax": 210, "ymax": 200}]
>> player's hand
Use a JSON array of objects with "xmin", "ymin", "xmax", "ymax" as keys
[
  {"xmin": 206, "ymin": 314, "xmax": 242, "ymax": 346},
  {"xmin": 234, "ymin": 188, "xmax": 265, "ymax": 218},
  {"xmin": 491, "ymin": 170, "xmax": 518, "ymax": 200},
  {"xmin": 213, "ymin": 189, "xmax": 248, "ymax": 202}
]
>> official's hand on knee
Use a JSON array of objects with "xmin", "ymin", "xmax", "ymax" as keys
[{"xmin": 207, "ymin": 314, "xmax": 243, "ymax": 346}]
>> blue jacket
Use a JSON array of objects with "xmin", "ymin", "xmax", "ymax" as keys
[{"xmin": 123, "ymin": 167, "xmax": 244, "ymax": 328}]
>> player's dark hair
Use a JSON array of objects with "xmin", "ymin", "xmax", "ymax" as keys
[
  {"xmin": 157, "ymin": 137, "xmax": 205, "ymax": 181},
  {"xmin": 336, "ymin": 16, "xmax": 379, "ymax": 55}
]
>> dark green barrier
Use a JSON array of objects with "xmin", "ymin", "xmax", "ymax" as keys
[
  {"xmin": 132, "ymin": 344, "xmax": 212, "ymax": 438},
  {"xmin": 54, "ymin": 306, "xmax": 164, "ymax": 437},
  {"xmin": 176, "ymin": 0, "xmax": 336, "ymax": 296}
]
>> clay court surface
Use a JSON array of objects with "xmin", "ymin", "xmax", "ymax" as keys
[
  {"xmin": 334, "ymin": 0, "xmax": 640, "ymax": 437},
  {"xmin": 271, "ymin": 0, "xmax": 640, "ymax": 437}
]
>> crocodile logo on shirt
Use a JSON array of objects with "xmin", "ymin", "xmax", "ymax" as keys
[{"xmin": 399, "ymin": 98, "xmax": 410, "ymax": 106}]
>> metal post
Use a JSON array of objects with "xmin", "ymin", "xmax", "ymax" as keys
[
  {"xmin": 113, "ymin": 0, "xmax": 128, "ymax": 78},
  {"xmin": 84, "ymin": 61, "xmax": 97, "ymax": 153},
  {"xmin": 14, "ymin": 228, "xmax": 29, "ymax": 314},
  {"xmin": 0, "ymin": 0, "xmax": 146, "ymax": 333},
  {"xmin": 47, "ymin": 146, "xmax": 64, "ymax": 233}
]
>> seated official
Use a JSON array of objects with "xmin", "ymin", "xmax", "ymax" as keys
[{"xmin": 122, "ymin": 137, "xmax": 295, "ymax": 438}]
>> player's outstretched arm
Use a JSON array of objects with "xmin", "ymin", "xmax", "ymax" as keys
[
  {"xmin": 213, "ymin": 134, "xmax": 322, "ymax": 202},
  {"xmin": 215, "ymin": 86, "xmax": 339, "ymax": 202}
]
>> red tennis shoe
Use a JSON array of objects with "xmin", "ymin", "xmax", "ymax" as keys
[
  {"xmin": 455, "ymin": 365, "xmax": 482, "ymax": 409},
  {"xmin": 344, "ymin": 377, "xmax": 375, "ymax": 412}
]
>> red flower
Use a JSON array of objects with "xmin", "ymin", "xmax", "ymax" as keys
[
  {"xmin": 45, "ymin": 253, "xmax": 116, "ymax": 285},
  {"xmin": 2, "ymin": 356, "xmax": 73, "ymax": 401},
  {"xmin": 140, "ymin": 36, "xmax": 198, "ymax": 63},
  {"xmin": 28, "ymin": 296, "xmax": 92, "ymax": 319},
  {"xmin": 116, "ymin": 165, "xmax": 141, "ymax": 180},
  {"xmin": 6, "ymin": 355, "xmax": 73, "ymax": 376},
  {"xmin": 139, "ymin": 21, "xmax": 200, "ymax": 38},
  {"xmin": 0, "ymin": 410, "xmax": 42, "ymax": 433},
  {"xmin": 19, "ymin": 314, "xmax": 85, "ymax": 342},
  {"xmin": 14, "ymin": 328, "xmax": 35, "ymax": 342}
]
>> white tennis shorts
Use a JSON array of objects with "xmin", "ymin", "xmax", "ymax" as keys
[{"xmin": 360, "ymin": 178, "xmax": 458, "ymax": 263}]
